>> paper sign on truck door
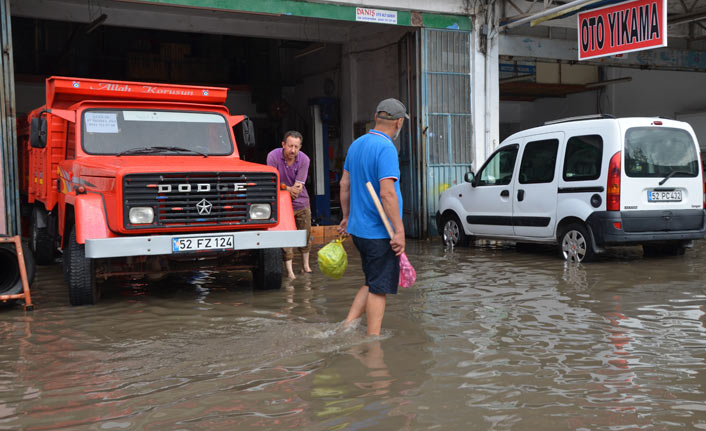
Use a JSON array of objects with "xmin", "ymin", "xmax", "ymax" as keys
[{"xmin": 577, "ymin": 0, "xmax": 666, "ymax": 61}]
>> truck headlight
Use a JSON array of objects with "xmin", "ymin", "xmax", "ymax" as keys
[
  {"xmin": 249, "ymin": 204, "xmax": 271, "ymax": 220},
  {"xmin": 129, "ymin": 207, "xmax": 154, "ymax": 224}
]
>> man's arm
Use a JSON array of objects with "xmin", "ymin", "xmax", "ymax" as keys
[
  {"xmin": 337, "ymin": 170, "xmax": 350, "ymax": 234},
  {"xmin": 290, "ymin": 155, "xmax": 308, "ymax": 198},
  {"xmin": 379, "ymin": 178, "xmax": 405, "ymax": 256},
  {"xmin": 295, "ymin": 154, "xmax": 310, "ymax": 185}
]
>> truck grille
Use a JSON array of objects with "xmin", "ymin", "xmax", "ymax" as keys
[{"xmin": 123, "ymin": 172, "xmax": 278, "ymax": 229}]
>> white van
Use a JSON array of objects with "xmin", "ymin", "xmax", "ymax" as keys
[{"xmin": 436, "ymin": 115, "xmax": 706, "ymax": 262}]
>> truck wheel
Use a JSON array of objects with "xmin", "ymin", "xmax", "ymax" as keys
[
  {"xmin": 441, "ymin": 213, "xmax": 469, "ymax": 247},
  {"xmin": 559, "ymin": 223, "xmax": 595, "ymax": 263},
  {"xmin": 252, "ymin": 248, "xmax": 282, "ymax": 290},
  {"xmin": 0, "ymin": 241, "xmax": 36, "ymax": 297},
  {"xmin": 66, "ymin": 226, "xmax": 100, "ymax": 306},
  {"xmin": 30, "ymin": 207, "xmax": 56, "ymax": 265}
]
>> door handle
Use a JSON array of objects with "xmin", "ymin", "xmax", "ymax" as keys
[
  {"xmin": 500, "ymin": 190, "xmax": 509, "ymax": 197},
  {"xmin": 517, "ymin": 189, "xmax": 525, "ymax": 201}
]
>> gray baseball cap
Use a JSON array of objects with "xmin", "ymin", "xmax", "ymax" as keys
[{"xmin": 376, "ymin": 98, "xmax": 409, "ymax": 120}]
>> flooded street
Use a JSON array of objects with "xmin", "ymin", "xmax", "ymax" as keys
[{"xmin": 2, "ymin": 239, "xmax": 706, "ymax": 430}]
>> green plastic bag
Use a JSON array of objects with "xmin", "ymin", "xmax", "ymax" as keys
[{"xmin": 317, "ymin": 238, "xmax": 348, "ymax": 279}]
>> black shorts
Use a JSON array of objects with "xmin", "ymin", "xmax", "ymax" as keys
[{"xmin": 352, "ymin": 235, "xmax": 399, "ymax": 295}]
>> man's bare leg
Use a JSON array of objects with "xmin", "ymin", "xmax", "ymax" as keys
[
  {"xmin": 344, "ymin": 286, "xmax": 369, "ymax": 326},
  {"xmin": 300, "ymin": 251, "xmax": 312, "ymax": 273},
  {"xmin": 366, "ymin": 292, "xmax": 386, "ymax": 336},
  {"xmin": 285, "ymin": 259, "xmax": 296, "ymax": 280}
]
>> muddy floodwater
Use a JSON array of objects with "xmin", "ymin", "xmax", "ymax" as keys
[{"xmin": 2, "ymin": 239, "xmax": 706, "ymax": 430}]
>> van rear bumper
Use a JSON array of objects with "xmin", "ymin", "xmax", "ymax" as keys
[
  {"xmin": 586, "ymin": 209, "xmax": 706, "ymax": 246},
  {"xmin": 85, "ymin": 229, "xmax": 307, "ymax": 258}
]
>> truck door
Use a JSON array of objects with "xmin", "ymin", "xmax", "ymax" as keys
[
  {"xmin": 466, "ymin": 144, "xmax": 519, "ymax": 236},
  {"xmin": 513, "ymin": 133, "xmax": 562, "ymax": 238}
]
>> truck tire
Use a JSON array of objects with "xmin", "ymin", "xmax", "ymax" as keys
[
  {"xmin": 0, "ymin": 241, "xmax": 36, "ymax": 297},
  {"xmin": 30, "ymin": 206, "xmax": 56, "ymax": 265},
  {"xmin": 559, "ymin": 223, "xmax": 595, "ymax": 263},
  {"xmin": 252, "ymin": 248, "xmax": 282, "ymax": 290},
  {"xmin": 66, "ymin": 226, "xmax": 100, "ymax": 306}
]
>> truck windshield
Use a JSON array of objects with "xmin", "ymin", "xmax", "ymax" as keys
[
  {"xmin": 624, "ymin": 127, "xmax": 699, "ymax": 178},
  {"xmin": 81, "ymin": 109, "xmax": 233, "ymax": 155}
]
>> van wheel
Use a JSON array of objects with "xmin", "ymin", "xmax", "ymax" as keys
[
  {"xmin": 441, "ymin": 213, "xmax": 469, "ymax": 247},
  {"xmin": 0, "ymin": 241, "xmax": 36, "ymax": 297},
  {"xmin": 559, "ymin": 223, "xmax": 594, "ymax": 263},
  {"xmin": 252, "ymin": 248, "xmax": 282, "ymax": 290},
  {"xmin": 30, "ymin": 207, "xmax": 56, "ymax": 265},
  {"xmin": 66, "ymin": 226, "xmax": 100, "ymax": 305}
]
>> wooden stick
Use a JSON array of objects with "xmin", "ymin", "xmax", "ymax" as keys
[{"xmin": 365, "ymin": 181, "xmax": 395, "ymax": 238}]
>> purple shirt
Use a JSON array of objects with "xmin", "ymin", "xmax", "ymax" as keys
[{"xmin": 266, "ymin": 148, "xmax": 310, "ymax": 211}]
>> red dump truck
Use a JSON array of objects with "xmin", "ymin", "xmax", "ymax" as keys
[{"xmin": 19, "ymin": 76, "xmax": 305, "ymax": 305}]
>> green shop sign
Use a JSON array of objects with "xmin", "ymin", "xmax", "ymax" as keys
[{"xmin": 131, "ymin": 0, "xmax": 472, "ymax": 31}]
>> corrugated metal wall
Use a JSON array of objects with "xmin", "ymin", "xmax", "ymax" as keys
[
  {"xmin": 421, "ymin": 28, "xmax": 473, "ymax": 236},
  {"xmin": 0, "ymin": 0, "xmax": 18, "ymax": 236}
]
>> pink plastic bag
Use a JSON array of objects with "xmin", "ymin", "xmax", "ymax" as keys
[
  {"xmin": 365, "ymin": 181, "xmax": 417, "ymax": 288},
  {"xmin": 398, "ymin": 253, "xmax": 416, "ymax": 288}
]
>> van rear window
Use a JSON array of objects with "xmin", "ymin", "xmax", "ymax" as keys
[{"xmin": 625, "ymin": 127, "xmax": 698, "ymax": 178}]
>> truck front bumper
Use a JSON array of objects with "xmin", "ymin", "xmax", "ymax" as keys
[{"xmin": 85, "ymin": 230, "xmax": 307, "ymax": 259}]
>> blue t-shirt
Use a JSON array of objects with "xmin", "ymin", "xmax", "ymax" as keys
[{"xmin": 344, "ymin": 130, "xmax": 403, "ymax": 239}]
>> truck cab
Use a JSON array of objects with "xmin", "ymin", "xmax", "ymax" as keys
[{"xmin": 21, "ymin": 76, "xmax": 306, "ymax": 305}]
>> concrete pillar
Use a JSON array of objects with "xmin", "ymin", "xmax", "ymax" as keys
[{"xmin": 470, "ymin": 3, "xmax": 500, "ymax": 171}]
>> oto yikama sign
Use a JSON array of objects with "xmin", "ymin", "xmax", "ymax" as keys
[{"xmin": 577, "ymin": 0, "xmax": 666, "ymax": 60}]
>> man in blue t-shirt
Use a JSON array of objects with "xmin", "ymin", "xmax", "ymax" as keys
[{"xmin": 337, "ymin": 98, "xmax": 408, "ymax": 336}]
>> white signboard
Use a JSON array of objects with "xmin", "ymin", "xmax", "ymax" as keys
[
  {"xmin": 355, "ymin": 7, "xmax": 397, "ymax": 25},
  {"xmin": 85, "ymin": 112, "xmax": 118, "ymax": 133}
]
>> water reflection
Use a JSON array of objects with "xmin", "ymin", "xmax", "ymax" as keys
[{"xmin": 1, "ymin": 241, "xmax": 705, "ymax": 430}]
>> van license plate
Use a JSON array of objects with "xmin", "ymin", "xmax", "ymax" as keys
[
  {"xmin": 648, "ymin": 190, "xmax": 682, "ymax": 202},
  {"xmin": 172, "ymin": 235, "xmax": 234, "ymax": 252}
]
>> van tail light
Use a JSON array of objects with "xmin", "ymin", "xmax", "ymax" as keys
[{"xmin": 607, "ymin": 151, "xmax": 621, "ymax": 211}]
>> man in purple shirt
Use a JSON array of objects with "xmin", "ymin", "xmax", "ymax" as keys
[{"xmin": 267, "ymin": 131, "xmax": 312, "ymax": 279}]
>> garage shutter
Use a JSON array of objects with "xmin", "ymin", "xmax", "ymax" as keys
[
  {"xmin": 421, "ymin": 28, "xmax": 473, "ymax": 236},
  {"xmin": 0, "ymin": 0, "xmax": 19, "ymax": 235}
]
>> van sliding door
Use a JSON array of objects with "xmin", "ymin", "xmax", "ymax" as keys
[{"xmin": 513, "ymin": 133, "xmax": 562, "ymax": 238}]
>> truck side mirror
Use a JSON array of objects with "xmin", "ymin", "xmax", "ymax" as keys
[
  {"xmin": 30, "ymin": 117, "xmax": 47, "ymax": 149},
  {"xmin": 464, "ymin": 171, "xmax": 476, "ymax": 186},
  {"xmin": 234, "ymin": 118, "xmax": 256, "ymax": 148}
]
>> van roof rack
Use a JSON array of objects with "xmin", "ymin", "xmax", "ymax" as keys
[{"xmin": 544, "ymin": 114, "xmax": 616, "ymax": 125}]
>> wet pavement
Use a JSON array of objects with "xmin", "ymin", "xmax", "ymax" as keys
[{"xmin": 1, "ymin": 239, "xmax": 705, "ymax": 430}]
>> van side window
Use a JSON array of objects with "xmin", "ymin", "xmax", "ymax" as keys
[
  {"xmin": 477, "ymin": 145, "xmax": 518, "ymax": 186},
  {"xmin": 563, "ymin": 135, "xmax": 603, "ymax": 181},
  {"xmin": 519, "ymin": 139, "xmax": 559, "ymax": 184}
]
